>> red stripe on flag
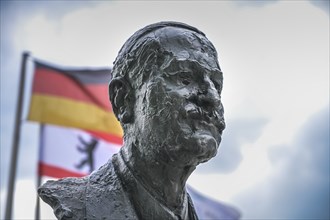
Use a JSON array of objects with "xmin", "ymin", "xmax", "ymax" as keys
[
  {"xmin": 85, "ymin": 84, "xmax": 112, "ymax": 112},
  {"xmin": 33, "ymin": 66, "xmax": 111, "ymax": 110},
  {"xmin": 39, "ymin": 162, "xmax": 87, "ymax": 178},
  {"xmin": 85, "ymin": 130, "xmax": 123, "ymax": 145}
]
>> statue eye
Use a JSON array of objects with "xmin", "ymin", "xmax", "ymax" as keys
[
  {"xmin": 179, "ymin": 73, "xmax": 192, "ymax": 86},
  {"xmin": 182, "ymin": 78, "xmax": 191, "ymax": 85}
]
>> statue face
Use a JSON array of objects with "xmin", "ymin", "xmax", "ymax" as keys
[{"xmin": 133, "ymin": 28, "xmax": 225, "ymax": 167}]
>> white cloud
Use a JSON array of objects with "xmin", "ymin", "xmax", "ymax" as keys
[{"xmin": 232, "ymin": 106, "xmax": 329, "ymax": 219}]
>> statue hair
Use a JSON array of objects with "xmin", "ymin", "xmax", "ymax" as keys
[{"xmin": 111, "ymin": 21, "xmax": 207, "ymax": 89}]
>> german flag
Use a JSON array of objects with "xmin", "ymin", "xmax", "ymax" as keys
[{"xmin": 28, "ymin": 61, "xmax": 123, "ymax": 143}]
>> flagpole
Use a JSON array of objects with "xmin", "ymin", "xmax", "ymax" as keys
[
  {"xmin": 5, "ymin": 52, "xmax": 30, "ymax": 219},
  {"xmin": 35, "ymin": 124, "xmax": 44, "ymax": 220}
]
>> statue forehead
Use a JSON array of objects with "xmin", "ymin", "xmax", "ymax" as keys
[{"xmin": 149, "ymin": 26, "xmax": 220, "ymax": 70}]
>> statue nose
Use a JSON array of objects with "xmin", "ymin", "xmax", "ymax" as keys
[{"xmin": 198, "ymin": 77, "xmax": 221, "ymax": 108}]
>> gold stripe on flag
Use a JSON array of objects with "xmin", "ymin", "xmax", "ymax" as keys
[{"xmin": 28, "ymin": 94, "xmax": 123, "ymax": 136}]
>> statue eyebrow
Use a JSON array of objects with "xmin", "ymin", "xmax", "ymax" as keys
[{"xmin": 162, "ymin": 59, "xmax": 191, "ymax": 76}]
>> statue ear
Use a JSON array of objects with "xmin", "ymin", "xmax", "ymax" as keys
[{"xmin": 109, "ymin": 78, "xmax": 134, "ymax": 124}]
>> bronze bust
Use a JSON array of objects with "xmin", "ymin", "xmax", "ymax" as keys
[{"xmin": 38, "ymin": 21, "xmax": 225, "ymax": 220}]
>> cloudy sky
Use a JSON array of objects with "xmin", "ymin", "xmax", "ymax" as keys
[{"xmin": 1, "ymin": 1, "xmax": 329, "ymax": 219}]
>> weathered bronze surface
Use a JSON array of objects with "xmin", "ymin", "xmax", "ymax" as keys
[{"xmin": 38, "ymin": 21, "xmax": 225, "ymax": 220}]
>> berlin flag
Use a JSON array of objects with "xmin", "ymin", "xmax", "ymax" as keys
[{"xmin": 38, "ymin": 124, "xmax": 121, "ymax": 179}]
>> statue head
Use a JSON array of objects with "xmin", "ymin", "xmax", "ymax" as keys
[{"xmin": 109, "ymin": 21, "xmax": 225, "ymax": 168}]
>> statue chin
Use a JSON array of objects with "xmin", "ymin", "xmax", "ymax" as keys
[
  {"xmin": 192, "ymin": 132, "xmax": 219, "ymax": 163},
  {"xmin": 163, "ymin": 132, "xmax": 219, "ymax": 167}
]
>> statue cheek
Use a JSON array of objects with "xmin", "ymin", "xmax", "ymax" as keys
[{"xmin": 144, "ymin": 82, "xmax": 167, "ymax": 116}]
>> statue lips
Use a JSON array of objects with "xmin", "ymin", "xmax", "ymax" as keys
[
  {"xmin": 184, "ymin": 105, "xmax": 224, "ymax": 161},
  {"xmin": 184, "ymin": 103, "xmax": 225, "ymax": 140}
]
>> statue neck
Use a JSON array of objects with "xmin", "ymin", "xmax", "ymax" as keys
[{"xmin": 120, "ymin": 143, "xmax": 196, "ymax": 210}]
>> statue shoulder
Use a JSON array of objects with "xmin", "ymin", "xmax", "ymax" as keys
[
  {"xmin": 38, "ymin": 157, "xmax": 138, "ymax": 219},
  {"xmin": 38, "ymin": 176, "xmax": 88, "ymax": 220}
]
